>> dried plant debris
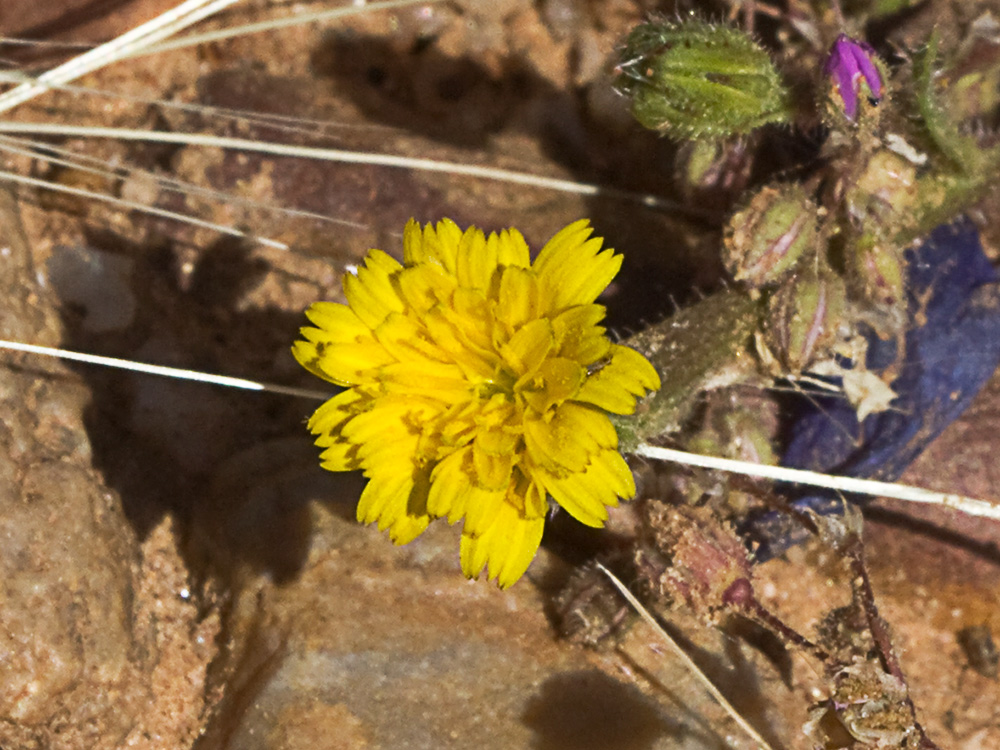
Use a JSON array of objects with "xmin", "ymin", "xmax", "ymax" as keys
[
  {"xmin": 745, "ymin": 218, "xmax": 1000, "ymax": 560},
  {"xmin": 957, "ymin": 624, "xmax": 1000, "ymax": 680}
]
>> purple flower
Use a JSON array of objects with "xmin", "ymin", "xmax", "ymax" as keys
[{"xmin": 825, "ymin": 34, "xmax": 884, "ymax": 120}]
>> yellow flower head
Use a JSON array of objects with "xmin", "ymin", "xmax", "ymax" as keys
[{"xmin": 293, "ymin": 218, "xmax": 660, "ymax": 587}]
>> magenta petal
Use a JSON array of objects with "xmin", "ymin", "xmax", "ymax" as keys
[
  {"xmin": 853, "ymin": 43, "xmax": 883, "ymax": 99},
  {"xmin": 825, "ymin": 34, "xmax": 883, "ymax": 121}
]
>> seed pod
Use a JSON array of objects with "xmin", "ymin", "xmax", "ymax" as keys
[
  {"xmin": 640, "ymin": 502, "xmax": 752, "ymax": 621},
  {"xmin": 688, "ymin": 389, "xmax": 778, "ymax": 467},
  {"xmin": 765, "ymin": 267, "xmax": 847, "ymax": 373},
  {"xmin": 847, "ymin": 148, "xmax": 919, "ymax": 224},
  {"xmin": 849, "ymin": 232, "xmax": 906, "ymax": 312},
  {"xmin": 724, "ymin": 184, "xmax": 821, "ymax": 288},
  {"xmin": 615, "ymin": 17, "xmax": 792, "ymax": 140},
  {"xmin": 674, "ymin": 137, "xmax": 755, "ymax": 206}
]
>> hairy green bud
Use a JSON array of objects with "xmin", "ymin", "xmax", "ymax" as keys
[
  {"xmin": 723, "ymin": 184, "xmax": 821, "ymax": 288},
  {"xmin": 616, "ymin": 17, "xmax": 792, "ymax": 140}
]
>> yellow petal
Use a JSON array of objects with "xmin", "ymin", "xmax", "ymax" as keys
[
  {"xmin": 461, "ymin": 485, "xmax": 507, "ymax": 537},
  {"xmin": 293, "ymin": 305, "xmax": 385, "ymax": 384},
  {"xmin": 342, "ymin": 250, "xmax": 405, "ymax": 330},
  {"xmin": 460, "ymin": 502, "xmax": 545, "ymax": 588},
  {"xmin": 291, "ymin": 339, "xmax": 332, "ymax": 382},
  {"xmin": 574, "ymin": 344, "xmax": 660, "ymax": 414},
  {"xmin": 394, "ymin": 263, "xmax": 456, "ymax": 315},
  {"xmin": 434, "ymin": 400, "xmax": 483, "ymax": 449},
  {"xmin": 302, "ymin": 335, "xmax": 395, "ymax": 386},
  {"xmin": 428, "ymin": 447, "xmax": 473, "ymax": 522},
  {"xmin": 587, "ymin": 449, "xmax": 636, "ymax": 499},
  {"xmin": 551, "ymin": 304, "xmax": 612, "ymax": 364},
  {"xmin": 558, "ymin": 402, "xmax": 619, "ymax": 450},
  {"xmin": 553, "ymin": 449, "xmax": 634, "ymax": 525},
  {"xmin": 401, "ymin": 218, "xmax": 424, "ymax": 264},
  {"xmin": 537, "ymin": 450, "xmax": 633, "ymax": 528},
  {"xmin": 472, "ymin": 422, "xmax": 520, "ymax": 455},
  {"xmin": 423, "ymin": 309, "xmax": 498, "ymax": 381},
  {"xmin": 342, "ymin": 397, "xmax": 435, "ymax": 462},
  {"xmin": 610, "ymin": 343, "xmax": 662, "ymax": 392},
  {"xmin": 532, "ymin": 219, "xmax": 593, "ymax": 270},
  {"xmin": 356, "ymin": 470, "xmax": 413, "ymax": 527},
  {"xmin": 472, "ymin": 438, "xmax": 514, "ymax": 490},
  {"xmin": 548, "ymin": 247, "xmax": 621, "ymax": 311},
  {"xmin": 455, "ymin": 224, "xmax": 495, "ymax": 291},
  {"xmin": 356, "ymin": 468, "xmax": 431, "ymax": 546},
  {"xmin": 388, "ymin": 471, "xmax": 431, "ymax": 543},
  {"xmin": 494, "ymin": 265, "xmax": 540, "ymax": 330},
  {"xmin": 522, "ymin": 479, "xmax": 549, "ymax": 519},
  {"xmin": 379, "ymin": 359, "xmax": 470, "ymax": 397},
  {"xmin": 307, "ymin": 389, "xmax": 366, "ymax": 438},
  {"xmin": 411, "ymin": 218, "xmax": 464, "ymax": 272},
  {"xmin": 540, "ymin": 470, "xmax": 610, "ymax": 527},
  {"xmin": 441, "ymin": 288, "xmax": 495, "ymax": 355},
  {"xmin": 317, "ymin": 440, "xmax": 361, "ymax": 472},
  {"xmin": 523, "ymin": 413, "xmax": 588, "ymax": 474},
  {"xmin": 499, "ymin": 318, "xmax": 552, "ymax": 378},
  {"xmin": 359, "ymin": 436, "xmax": 421, "ymax": 477},
  {"xmin": 304, "ymin": 301, "xmax": 370, "ymax": 339},
  {"xmin": 533, "ymin": 220, "xmax": 623, "ymax": 310},
  {"xmin": 518, "ymin": 357, "xmax": 585, "ymax": 414},
  {"xmin": 388, "ymin": 512, "xmax": 431, "ymax": 545},
  {"xmin": 494, "ymin": 227, "xmax": 531, "ymax": 268},
  {"xmin": 374, "ymin": 311, "xmax": 450, "ymax": 364}
]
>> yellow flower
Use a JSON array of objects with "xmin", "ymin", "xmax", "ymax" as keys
[{"xmin": 293, "ymin": 218, "xmax": 660, "ymax": 588}]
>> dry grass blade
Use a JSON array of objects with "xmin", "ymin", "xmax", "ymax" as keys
[
  {"xmin": 0, "ymin": 0, "xmax": 242, "ymax": 113},
  {"xmin": 0, "ymin": 340, "xmax": 331, "ymax": 399},
  {"xmin": 635, "ymin": 443, "xmax": 1000, "ymax": 521},
  {"xmin": 125, "ymin": 0, "xmax": 447, "ymax": 58},
  {"xmin": 0, "ymin": 122, "xmax": 681, "ymax": 210}
]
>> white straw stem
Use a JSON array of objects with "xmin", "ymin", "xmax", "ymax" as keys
[
  {"xmin": 0, "ymin": 0, "xmax": 242, "ymax": 114},
  {"xmin": 0, "ymin": 135, "xmax": 362, "ymax": 232},
  {"xmin": 635, "ymin": 443, "xmax": 1000, "ymax": 521},
  {"xmin": 130, "ymin": 0, "xmax": 446, "ymax": 58},
  {"xmin": 3, "ymin": 335, "xmax": 994, "ymax": 521},
  {"xmin": 0, "ymin": 340, "xmax": 331, "ymax": 400},
  {"xmin": 597, "ymin": 564, "xmax": 774, "ymax": 750},
  {"xmin": 0, "ymin": 123, "xmax": 679, "ymax": 210},
  {"xmin": 0, "ymin": 169, "xmax": 289, "ymax": 249}
]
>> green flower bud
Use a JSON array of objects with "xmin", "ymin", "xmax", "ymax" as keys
[
  {"xmin": 616, "ymin": 17, "xmax": 792, "ymax": 140},
  {"xmin": 765, "ymin": 268, "xmax": 847, "ymax": 373},
  {"xmin": 723, "ymin": 184, "xmax": 821, "ymax": 288}
]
